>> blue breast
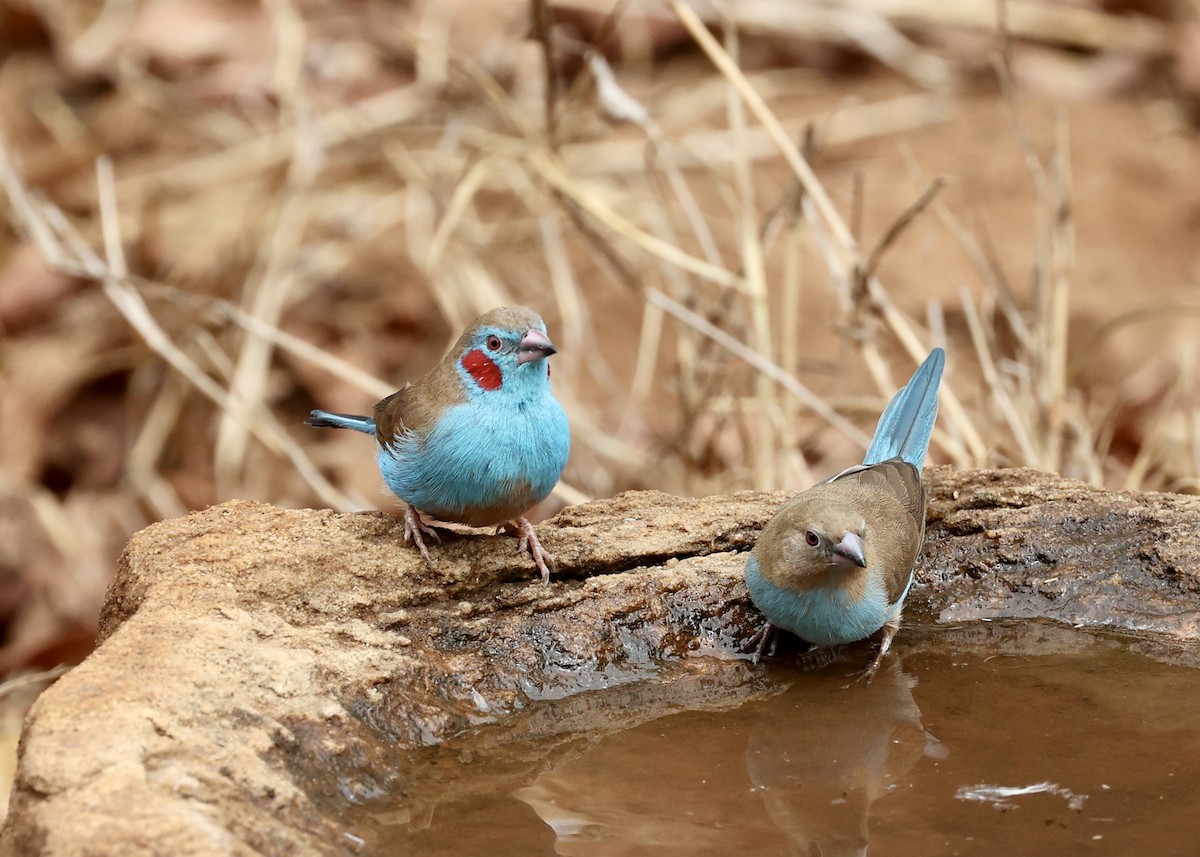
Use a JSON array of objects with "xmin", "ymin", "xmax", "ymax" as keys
[
  {"xmin": 743, "ymin": 555, "xmax": 899, "ymax": 646},
  {"xmin": 376, "ymin": 392, "xmax": 569, "ymax": 525}
]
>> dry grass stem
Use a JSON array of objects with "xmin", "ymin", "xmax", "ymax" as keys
[
  {"xmin": 0, "ymin": 666, "xmax": 71, "ymax": 701},
  {"xmin": 647, "ymin": 289, "xmax": 872, "ymax": 449},
  {"xmin": 670, "ymin": 0, "xmax": 858, "ymax": 258},
  {"xmin": 1, "ymin": 0, "xmax": 1196, "ymax": 703}
]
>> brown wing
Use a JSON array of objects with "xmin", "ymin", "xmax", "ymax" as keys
[
  {"xmin": 373, "ymin": 358, "xmax": 468, "ymax": 449},
  {"xmin": 373, "ymin": 386, "xmax": 413, "ymax": 449},
  {"xmin": 832, "ymin": 458, "xmax": 927, "ymax": 603},
  {"xmin": 833, "ymin": 459, "xmax": 926, "ymax": 524}
]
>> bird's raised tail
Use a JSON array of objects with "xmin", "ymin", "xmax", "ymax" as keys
[
  {"xmin": 305, "ymin": 410, "xmax": 376, "ymax": 434},
  {"xmin": 863, "ymin": 347, "xmax": 944, "ymax": 472}
]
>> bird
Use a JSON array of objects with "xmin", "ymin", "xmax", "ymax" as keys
[
  {"xmin": 305, "ymin": 306, "xmax": 570, "ymax": 583},
  {"xmin": 743, "ymin": 347, "xmax": 944, "ymax": 679}
]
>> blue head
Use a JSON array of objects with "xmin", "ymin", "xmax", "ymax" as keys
[{"xmin": 452, "ymin": 307, "xmax": 557, "ymax": 406}]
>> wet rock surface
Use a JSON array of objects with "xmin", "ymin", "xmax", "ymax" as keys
[
  {"xmin": 922, "ymin": 468, "xmax": 1200, "ymax": 636},
  {"xmin": 3, "ymin": 467, "xmax": 1199, "ymax": 856}
]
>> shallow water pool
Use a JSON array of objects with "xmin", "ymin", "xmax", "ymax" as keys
[{"xmin": 344, "ymin": 622, "xmax": 1200, "ymax": 856}]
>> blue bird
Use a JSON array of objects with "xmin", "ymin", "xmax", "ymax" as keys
[
  {"xmin": 306, "ymin": 306, "xmax": 570, "ymax": 582},
  {"xmin": 744, "ymin": 348, "xmax": 944, "ymax": 678}
]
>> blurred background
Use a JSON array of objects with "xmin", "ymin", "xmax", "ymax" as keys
[{"xmin": 1, "ymin": 0, "xmax": 1199, "ymax": 814}]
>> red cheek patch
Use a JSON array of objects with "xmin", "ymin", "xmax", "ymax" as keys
[{"xmin": 462, "ymin": 349, "xmax": 502, "ymax": 391}]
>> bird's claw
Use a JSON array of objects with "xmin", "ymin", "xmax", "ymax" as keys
[
  {"xmin": 856, "ymin": 627, "xmax": 896, "ymax": 685},
  {"xmin": 508, "ymin": 517, "xmax": 555, "ymax": 584},
  {"xmin": 403, "ymin": 505, "xmax": 441, "ymax": 572},
  {"xmin": 748, "ymin": 623, "xmax": 778, "ymax": 664}
]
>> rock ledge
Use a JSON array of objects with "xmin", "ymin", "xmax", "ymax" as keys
[{"xmin": 4, "ymin": 468, "xmax": 1199, "ymax": 855}]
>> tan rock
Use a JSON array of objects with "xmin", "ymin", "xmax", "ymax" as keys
[{"xmin": 3, "ymin": 468, "xmax": 1199, "ymax": 855}]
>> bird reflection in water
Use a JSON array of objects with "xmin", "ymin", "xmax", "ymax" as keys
[
  {"xmin": 747, "ymin": 658, "xmax": 943, "ymax": 857},
  {"xmin": 515, "ymin": 658, "xmax": 942, "ymax": 855}
]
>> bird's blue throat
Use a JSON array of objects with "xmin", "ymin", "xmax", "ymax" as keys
[
  {"xmin": 744, "ymin": 554, "xmax": 905, "ymax": 647},
  {"xmin": 455, "ymin": 349, "xmax": 552, "ymax": 402}
]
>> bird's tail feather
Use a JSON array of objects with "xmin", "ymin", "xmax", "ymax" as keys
[
  {"xmin": 863, "ymin": 348, "xmax": 944, "ymax": 472},
  {"xmin": 305, "ymin": 410, "xmax": 376, "ymax": 434}
]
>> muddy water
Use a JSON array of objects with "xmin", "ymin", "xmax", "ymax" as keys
[{"xmin": 348, "ymin": 623, "xmax": 1200, "ymax": 856}]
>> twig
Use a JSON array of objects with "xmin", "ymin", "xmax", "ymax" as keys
[
  {"xmin": 670, "ymin": 0, "xmax": 859, "ymax": 262},
  {"xmin": 863, "ymin": 175, "xmax": 947, "ymax": 282},
  {"xmin": 529, "ymin": 0, "xmax": 561, "ymax": 143},
  {"xmin": 647, "ymin": 289, "xmax": 872, "ymax": 450},
  {"xmin": 0, "ymin": 665, "xmax": 71, "ymax": 700}
]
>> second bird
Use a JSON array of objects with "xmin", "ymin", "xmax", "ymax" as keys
[
  {"xmin": 306, "ymin": 306, "xmax": 570, "ymax": 582},
  {"xmin": 744, "ymin": 348, "xmax": 944, "ymax": 678}
]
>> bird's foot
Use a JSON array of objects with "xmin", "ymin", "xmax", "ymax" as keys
[
  {"xmin": 504, "ymin": 517, "xmax": 556, "ymax": 584},
  {"xmin": 858, "ymin": 654, "xmax": 885, "ymax": 685},
  {"xmin": 403, "ymin": 505, "xmax": 441, "ymax": 571},
  {"xmin": 857, "ymin": 628, "xmax": 896, "ymax": 685},
  {"xmin": 748, "ymin": 623, "xmax": 778, "ymax": 664},
  {"xmin": 841, "ymin": 627, "xmax": 898, "ymax": 687}
]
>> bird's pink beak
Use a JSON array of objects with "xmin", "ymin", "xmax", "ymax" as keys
[
  {"xmin": 517, "ymin": 328, "xmax": 557, "ymax": 364},
  {"xmin": 831, "ymin": 532, "xmax": 867, "ymax": 568}
]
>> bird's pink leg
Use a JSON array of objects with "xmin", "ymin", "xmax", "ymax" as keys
[
  {"xmin": 749, "ymin": 623, "xmax": 778, "ymax": 664},
  {"xmin": 403, "ymin": 504, "xmax": 441, "ymax": 571},
  {"xmin": 507, "ymin": 516, "xmax": 555, "ymax": 584},
  {"xmin": 861, "ymin": 617, "xmax": 901, "ymax": 684}
]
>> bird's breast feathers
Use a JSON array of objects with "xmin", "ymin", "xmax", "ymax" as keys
[
  {"xmin": 376, "ymin": 392, "xmax": 569, "ymax": 526},
  {"xmin": 745, "ymin": 554, "xmax": 902, "ymax": 646}
]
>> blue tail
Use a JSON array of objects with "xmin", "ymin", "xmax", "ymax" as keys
[
  {"xmin": 863, "ymin": 348, "xmax": 944, "ymax": 472},
  {"xmin": 305, "ymin": 409, "xmax": 376, "ymax": 434}
]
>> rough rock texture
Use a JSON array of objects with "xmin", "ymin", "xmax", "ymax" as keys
[
  {"xmin": 3, "ymin": 467, "xmax": 1200, "ymax": 856},
  {"xmin": 921, "ymin": 468, "xmax": 1200, "ymax": 635}
]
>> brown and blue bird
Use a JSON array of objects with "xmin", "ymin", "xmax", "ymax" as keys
[
  {"xmin": 744, "ymin": 348, "xmax": 944, "ymax": 677},
  {"xmin": 306, "ymin": 306, "xmax": 570, "ymax": 582}
]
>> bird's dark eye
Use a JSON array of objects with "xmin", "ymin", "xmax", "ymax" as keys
[
  {"xmin": 805, "ymin": 530, "xmax": 820, "ymax": 547},
  {"xmin": 486, "ymin": 335, "xmax": 502, "ymax": 351}
]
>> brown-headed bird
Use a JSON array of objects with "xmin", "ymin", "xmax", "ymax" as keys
[{"xmin": 744, "ymin": 348, "xmax": 944, "ymax": 677}]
